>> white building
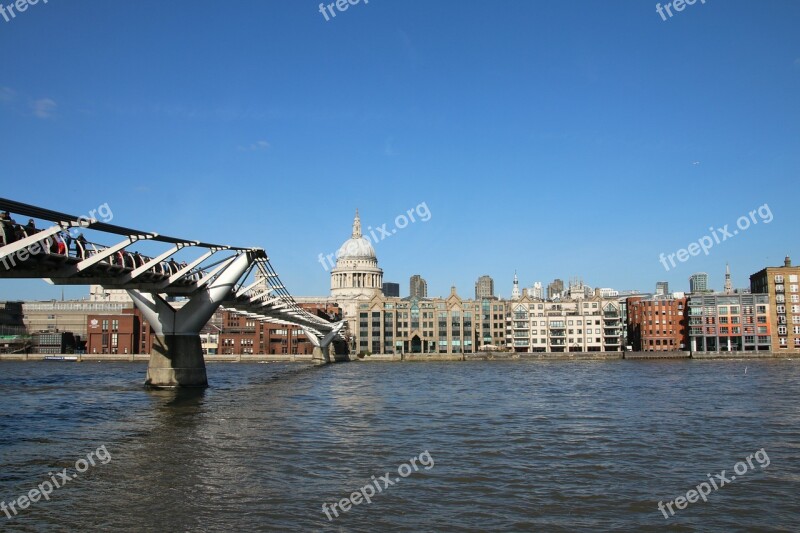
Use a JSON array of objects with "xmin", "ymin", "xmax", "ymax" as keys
[
  {"xmin": 507, "ymin": 296, "xmax": 623, "ymax": 352},
  {"xmin": 530, "ymin": 281, "xmax": 544, "ymax": 300},
  {"xmin": 511, "ymin": 272, "xmax": 521, "ymax": 300},
  {"xmin": 597, "ymin": 288, "xmax": 619, "ymax": 298}
]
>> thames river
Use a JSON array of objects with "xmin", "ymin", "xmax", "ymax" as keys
[{"xmin": 1, "ymin": 359, "xmax": 798, "ymax": 532}]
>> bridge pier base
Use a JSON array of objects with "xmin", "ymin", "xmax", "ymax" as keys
[
  {"xmin": 304, "ymin": 322, "xmax": 344, "ymax": 366},
  {"xmin": 311, "ymin": 345, "xmax": 329, "ymax": 366},
  {"xmin": 146, "ymin": 334, "xmax": 208, "ymax": 388}
]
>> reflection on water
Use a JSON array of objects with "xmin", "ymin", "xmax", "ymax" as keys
[{"xmin": 1, "ymin": 360, "xmax": 799, "ymax": 532}]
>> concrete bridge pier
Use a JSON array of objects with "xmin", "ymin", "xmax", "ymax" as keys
[
  {"xmin": 128, "ymin": 253, "xmax": 253, "ymax": 388},
  {"xmin": 304, "ymin": 322, "xmax": 344, "ymax": 366}
]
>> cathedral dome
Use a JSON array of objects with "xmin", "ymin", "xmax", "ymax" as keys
[
  {"xmin": 336, "ymin": 209, "xmax": 376, "ymax": 261},
  {"xmin": 337, "ymin": 237, "xmax": 376, "ymax": 260}
]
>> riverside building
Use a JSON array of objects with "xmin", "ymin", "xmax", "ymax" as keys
[
  {"xmin": 688, "ymin": 293, "xmax": 772, "ymax": 352},
  {"xmin": 626, "ymin": 294, "xmax": 688, "ymax": 351},
  {"xmin": 506, "ymin": 292, "xmax": 623, "ymax": 353},
  {"xmin": 750, "ymin": 255, "xmax": 800, "ymax": 353}
]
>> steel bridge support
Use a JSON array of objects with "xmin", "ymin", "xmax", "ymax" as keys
[
  {"xmin": 303, "ymin": 322, "xmax": 345, "ymax": 365},
  {"xmin": 128, "ymin": 253, "xmax": 253, "ymax": 388}
]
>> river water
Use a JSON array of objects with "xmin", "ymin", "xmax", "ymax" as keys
[{"xmin": 0, "ymin": 359, "xmax": 798, "ymax": 532}]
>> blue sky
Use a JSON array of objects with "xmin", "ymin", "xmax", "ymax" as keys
[{"xmin": 1, "ymin": 0, "xmax": 798, "ymax": 301}]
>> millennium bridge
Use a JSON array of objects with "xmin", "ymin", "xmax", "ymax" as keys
[{"xmin": 0, "ymin": 198, "xmax": 344, "ymax": 388}]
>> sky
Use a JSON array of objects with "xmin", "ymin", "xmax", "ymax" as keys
[{"xmin": 1, "ymin": 0, "xmax": 798, "ymax": 301}]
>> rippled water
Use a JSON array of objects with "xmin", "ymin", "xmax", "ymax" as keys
[{"xmin": 1, "ymin": 359, "xmax": 799, "ymax": 532}]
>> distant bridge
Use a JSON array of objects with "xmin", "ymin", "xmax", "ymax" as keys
[{"xmin": 0, "ymin": 198, "xmax": 344, "ymax": 388}]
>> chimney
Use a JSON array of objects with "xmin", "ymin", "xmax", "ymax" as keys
[{"xmin": 785, "ymin": 255, "xmax": 792, "ymax": 268}]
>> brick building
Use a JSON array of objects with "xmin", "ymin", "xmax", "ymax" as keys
[
  {"xmin": 750, "ymin": 255, "xmax": 800, "ymax": 353},
  {"xmin": 85, "ymin": 308, "xmax": 154, "ymax": 355},
  {"xmin": 217, "ymin": 303, "xmax": 342, "ymax": 355},
  {"xmin": 626, "ymin": 295, "xmax": 688, "ymax": 351}
]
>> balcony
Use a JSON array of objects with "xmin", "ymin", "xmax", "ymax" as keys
[{"xmin": 550, "ymin": 330, "xmax": 566, "ymax": 337}]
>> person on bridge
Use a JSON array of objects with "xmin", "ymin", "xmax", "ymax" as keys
[
  {"xmin": 23, "ymin": 218, "xmax": 36, "ymax": 237},
  {"xmin": 53, "ymin": 233, "xmax": 67, "ymax": 255},
  {"xmin": 0, "ymin": 211, "xmax": 17, "ymax": 246},
  {"xmin": 74, "ymin": 233, "xmax": 88, "ymax": 259},
  {"xmin": 60, "ymin": 230, "xmax": 73, "ymax": 256}
]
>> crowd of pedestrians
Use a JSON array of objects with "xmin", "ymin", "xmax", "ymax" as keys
[{"xmin": 0, "ymin": 211, "xmax": 201, "ymax": 281}]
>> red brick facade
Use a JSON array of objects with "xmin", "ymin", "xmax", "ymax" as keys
[
  {"xmin": 626, "ymin": 296, "xmax": 688, "ymax": 351},
  {"xmin": 218, "ymin": 303, "xmax": 342, "ymax": 355},
  {"xmin": 86, "ymin": 308, "xmax": 154, "ymax": 355}
]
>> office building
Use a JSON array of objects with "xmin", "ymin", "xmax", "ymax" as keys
[
  {"xmin": 382, "ymin": 282, "xmax": 400, "ymax": 298},
  {"xmin": 750, "ymin": 255, "xmax": 800, "ymax": 353},
  {"xmin": 530, "ymin": 282, "xmax": 544, "ymax": 300},
  {"xmin": 688, "ymin": 293, "xmax": 772, "ymax": 352},
  {"xmin": 547, "ymin": 279, "xmax": 564, "ymax": 300},
  {"xmin": 475, "ymin": 275, "xmax": 495, "ymax": 299},
  {"xmin": 409, "ymin": 275, "xmax": 427, "ymax": 299},
  {"xmin": 353, "ymin": 288, "xmax": 508, "ymax": 355},
  {"xmin": 655, "ymin": 281, "xmax": 669, "ymax": 296},
  {"xmin": 689, "ymin": 272, "xmax": 709, "ymax": 293}
]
